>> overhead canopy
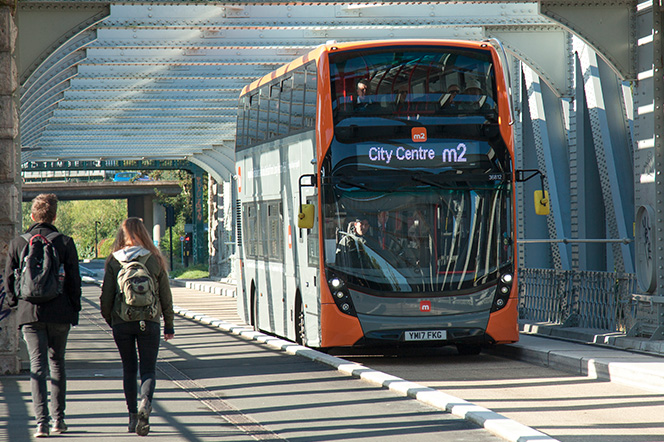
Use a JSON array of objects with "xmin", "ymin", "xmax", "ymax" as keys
[{"xmin": 16, "ymin": 1, "xmax": 635, "ymax": 180}]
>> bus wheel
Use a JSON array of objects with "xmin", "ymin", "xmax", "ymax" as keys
[
  {"xmin": 456, "ymin": 344, "xmax": 482, "ymax": 356},
  {"xmin": 295, "ymin": 297, "xmax": 305, "ymax": 346}
]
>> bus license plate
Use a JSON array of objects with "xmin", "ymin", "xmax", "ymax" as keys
[{"xmin": 404, "ymin": 330, "xmax": 447, "ymax": 341}]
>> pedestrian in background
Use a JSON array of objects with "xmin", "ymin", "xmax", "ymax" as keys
[
  {"xmin": 100, "ymin": 217, "xmax": 174, "ymax": 436},
  {"xmin": 4, "ymin": 193, "xmax": 82, "ymax": 438}
]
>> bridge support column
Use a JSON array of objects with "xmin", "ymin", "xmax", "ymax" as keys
[
  {"xmin": 153, "ymin": 200, "xmax": 164, "ymax": 247},
  {"xmin": 0, "ymin": 2, "xmax": 20, "ymax": 374},
  {"xmin": 209, "ymin": 175, "xmax": 234, "ymax": 280},
  {"xmin": 127, "ymin": 195, "xmax": 154, "ymax": 239}
]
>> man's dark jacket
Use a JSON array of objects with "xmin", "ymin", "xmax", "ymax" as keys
[{"xmin": 4, "ymin": 222, "xmax": 82, "ymax": 327}]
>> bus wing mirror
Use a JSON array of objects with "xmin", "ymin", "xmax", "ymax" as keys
[
  {"xmin": 298, "ymin": 204, "xmax": 315, "ymax": 229},
  {"xmin": 516, "ymin": 169, "xmax": 550, "ymax": 216},
  {"xmin": 298, "ymin": 174, "xmax": 317, "ymax": 229},
  {"xmin": 534, "ymin": 190, "xmax": 550, "ymax": 216}
]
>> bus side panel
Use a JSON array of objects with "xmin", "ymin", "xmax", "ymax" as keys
[
  {"xmin": 484, "ymin": 297, "xmax": 519, "ymax": 344},
  {"xmin": 320, "ymin": 303, "xmax": 364, "ymax": 347},
  {"xmin": 241, "ymin": 133, "xmax": 321, "ymax": 345},
  {"xmin": 237, "ymin": 259, "xmax": 250, "ymax": 325},
  {"xmin": 282, "ymin": 136, "xmax": 316, "ymax": 342},
  {"xmin": 254, "ymin": 143, "xmax": 288, "ymax": 336},
  {"xmin": 286, "ymin": 135, "xmax": 322, "ymax": 346},
  {"xmin": 236, "ymin": 156, "xmax": 251, "ymax": 326}
]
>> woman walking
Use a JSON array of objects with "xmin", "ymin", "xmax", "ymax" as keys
[{"xmin": 100, "ymin": 217, "xmax": 175, "ymax": 436}]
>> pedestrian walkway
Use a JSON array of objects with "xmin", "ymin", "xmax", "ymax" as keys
[
  {"xmin": 169, "ymin": 279, "xmax": 664, "ymax": 442},
  {"xmin": 0, "ymin": 284, "xmax": 515, "ymax": 442},
  {"xmin": 170, "ymin": 278, "xmax": 664, "ymax": 393}
]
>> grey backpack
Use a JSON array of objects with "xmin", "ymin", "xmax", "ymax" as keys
[{"xmin": 116, "ymin": 253, "xmax": 158, "ymax": 321}]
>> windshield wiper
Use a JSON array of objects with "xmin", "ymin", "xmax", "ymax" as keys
[
  {"xmin": 411, "ymin": 175, "xmax": 446, "ymax": 189},
  {"xmin": 337, "ymin": 178, "xmax": 372, "ymax": 191}
]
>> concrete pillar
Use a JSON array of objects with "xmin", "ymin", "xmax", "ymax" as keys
[
  {"xmin": 0, "ymin": 2, "xmax": 21, "ymax": 374},
  {"xmin": 152, "ymin": 200, "xmax": 164, "ymax": 247},
  {"xmin": 208, "ymin": 175, "xmax": 234, "ymax": 280},
  {"xmin": 209, "ymin": 176, "xmax": 221, "ymax": 278},
  {"xmin": 127, "ymin": 195, "xmax": 154, "ymax": 239}
]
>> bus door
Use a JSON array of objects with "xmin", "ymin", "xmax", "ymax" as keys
[{"xmin": 297, "ymin": 191, "xmax": 322, "ymax": 346}]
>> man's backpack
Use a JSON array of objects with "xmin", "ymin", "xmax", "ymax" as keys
[
  {"xmin": 15, "ymin": 232, "xmax": 63, "ymax": 304},
  {"xmin": 116, "ymin": 254, "xmax": 158, "ymax": 322}
]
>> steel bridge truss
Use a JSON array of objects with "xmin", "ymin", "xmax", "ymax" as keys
[{"xmin": 13, "ymin": 1, "xmax": 664, "ymax": 335}]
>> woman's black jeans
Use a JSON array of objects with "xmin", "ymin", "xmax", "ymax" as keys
[{"xmin": 112, "ymin": 320, "xmax": 160, "ymax": 413}]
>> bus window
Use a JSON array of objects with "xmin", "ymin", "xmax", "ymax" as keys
[
  {"xmin": 267, "ymin": 201, "xmax": 284, "ymax": 261},
  {"xmin": 306, "ymin": 196, "xmax": 319, "ymax": 267},
  {"xmin": 291, "ymin": 69, "xmax": 306, "ymax": 132},
  {"xmin": 269, "ymin": 84, "xmax": 281, "ymax": 139},
  {"xmin": 279, "ymin": 77, "xmax": 292, "ymax": 136},
  {"xmin": 247, "ymin": 93, "xmax": 259, "ymax": 146},
  {"xmin": 304, "ymin": 64, "xmax": 317, "ymax": 127},
  {"xmin": 329, "ymin": 47, "xmax": 497, "ymax": 123},
  {"xmin": 257, "ymin": 86, "xmax": 269, "ymax": 142}
]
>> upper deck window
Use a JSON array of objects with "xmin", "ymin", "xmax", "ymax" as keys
[{"xmin": 329, "ymin": 46, "xmax": 496, "ymax": 124}]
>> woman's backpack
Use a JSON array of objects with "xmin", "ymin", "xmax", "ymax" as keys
[{"xmin": 116, "ymin": 253, "xmax": 159, "ymax": 321}]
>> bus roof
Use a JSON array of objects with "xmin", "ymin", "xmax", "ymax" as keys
[{"xmin": 239, "ymin": 39, "xmax": 496, "ymax": 97}]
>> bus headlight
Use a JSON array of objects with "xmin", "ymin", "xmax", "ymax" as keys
[
  {"xmin": 492, "ymin": 272, "xmax": 514, "ymax": 312},
  {"xmin": 330, "ymin": 277, "xmax": 343, "ymax": 289},
  {"xmin": 327, "ymin": 275, "xmax": 357, "ymax": 316}
]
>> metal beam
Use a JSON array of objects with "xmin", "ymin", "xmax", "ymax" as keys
[
  {"xmin": 16, "ymin": 2, "xmax": 109, "ymax": 82},
  {"xmin": 539, "ymin": 0, "xmax": 636, "ymax": 81}
]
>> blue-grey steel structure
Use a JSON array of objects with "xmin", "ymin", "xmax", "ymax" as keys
[{"xmin": 11, "ymin": 0, "xmax": 664, "ymax": 337}]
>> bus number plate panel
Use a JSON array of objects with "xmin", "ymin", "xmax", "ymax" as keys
[{"xmin": 403, "ymin": 330, "xmax": 447, "ymax": 341}]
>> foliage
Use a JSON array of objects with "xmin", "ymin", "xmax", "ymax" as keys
[
  {"xmin": 152, "ymin": 168, "xmax": 208, "ymax": 265},
  {"xmin": 170, "ymin": 263, "xmax": 209, "ymax": 279},
  {"xmin": 22, "ymin": 199, "xmax": 127, "ymax": 260},
  {"xmin": 22, "ymin": 166, "xmax": 208, "ymax": 264}
]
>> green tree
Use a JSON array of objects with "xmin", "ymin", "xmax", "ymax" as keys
[
  {"xmin": 153, "ymin": 168, "xmax": 208, "ymax": 269},
  {"xmin": 22, "ymin": 199, "xmax": 127, "ymax": 259}
]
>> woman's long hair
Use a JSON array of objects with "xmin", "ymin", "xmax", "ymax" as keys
[{"xmin": 107, "ymin": 217, "xmax": 168, "ymax": 271}]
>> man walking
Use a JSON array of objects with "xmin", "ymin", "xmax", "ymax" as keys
[{"xmin": 3, "ymin": 193, "xmax": 82, "ymax": 438}]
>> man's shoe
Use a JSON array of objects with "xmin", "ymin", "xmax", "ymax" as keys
[
  {"xmin": 52, "ymin": 419, "xmax": 68, "ymax": 434},
  {"xmin": 136, "ymin": 398, "xmax": 152, "ymax": 436},
  {"xmin": 128, "ymin": 413, "xmax": 138, "ymax": 433},
  {"xmin": 34, "ymin": 423, "xmax": 49, "ymax": 438}
]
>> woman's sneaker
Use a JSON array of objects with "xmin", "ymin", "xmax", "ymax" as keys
[
  {"xmin": 128, "ymin": 413, "xmax": 138, "ymax": 433},
  {"xmin": 136, "ymin": 398, "xmax": 152, "ymax": 436}
]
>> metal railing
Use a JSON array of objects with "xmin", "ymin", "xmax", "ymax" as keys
[{"xmin": 518, "ymin": 268, "xmax": 638, "ymax": 333}]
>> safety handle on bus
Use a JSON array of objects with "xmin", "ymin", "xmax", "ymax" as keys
[
  {"xmin": 298, "ymin": 174, "xmax": 317, "ymax": 229},
  {"xmin": 515, "ymin": 169, "xmax": 550, "ymax": 216}
]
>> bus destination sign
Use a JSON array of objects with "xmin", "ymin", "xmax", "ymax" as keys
[{"xmin": 357, "ymin": 140, "xmax": 482, "ymax": 170}]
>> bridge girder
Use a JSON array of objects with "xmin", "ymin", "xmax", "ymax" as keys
[
  {"xmin": 12, "ymin": 1, "xmax": 648, "ymax": 282},
  {"xmin": 17, "ymin": 1, "xmax": 583, "ymax": 164}
]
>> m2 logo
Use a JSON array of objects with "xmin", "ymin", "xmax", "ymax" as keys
[
  {"xmin": 412, "ymin": 127, "xmax": 427, "ymax": 142},
  {"xmin": 441, "ymin": 143, "xmax": 467, "ymax": 163},
  {"xmin": 420, "ymin": 300, "xmax": 432, "ymax": 312}
]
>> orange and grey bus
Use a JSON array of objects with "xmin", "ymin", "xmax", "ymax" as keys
[{"xmin": 235, "ymin": 39, "xmax": 547, "ymax": 353}]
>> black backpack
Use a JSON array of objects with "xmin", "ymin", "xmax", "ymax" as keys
[{"xmin": 14, "ymin": 232, "xmax": 63, "ymax": 304}]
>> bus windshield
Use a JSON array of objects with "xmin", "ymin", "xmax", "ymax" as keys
[
  {"xmin": 329, "ymin": 46, "xmax": 496, "ymax": 123},
  {"xmin": 322, "ymin": 174, "xmax": 512, "ymax": 294}
]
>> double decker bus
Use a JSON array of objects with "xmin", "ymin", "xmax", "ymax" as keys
[{"xmin": 235, "ymin": 39, "xmax": 546, "ymax": 353}]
